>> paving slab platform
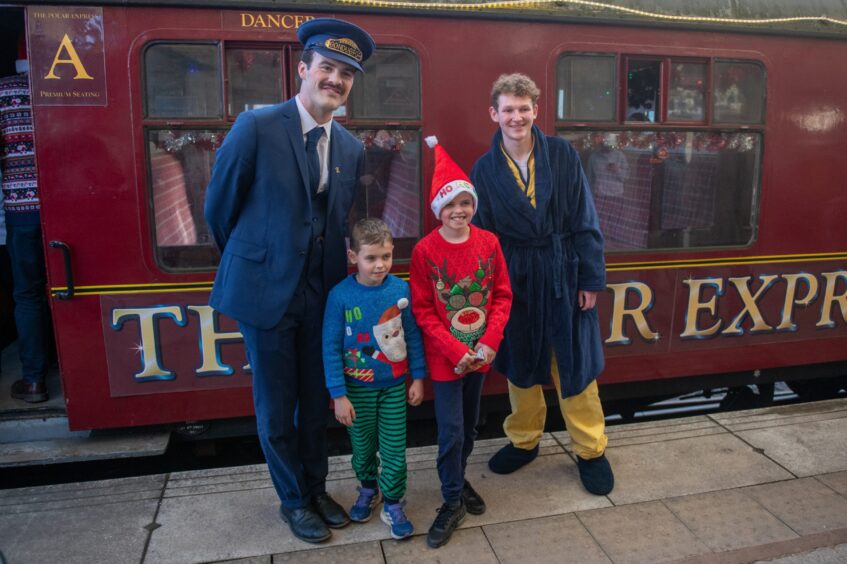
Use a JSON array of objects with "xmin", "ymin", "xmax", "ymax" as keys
[{"xmin": 2, "ymin": 398, "xmax": 847, "ymax": 564}]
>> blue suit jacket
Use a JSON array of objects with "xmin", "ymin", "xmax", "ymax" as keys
[{"xmin": 205, "ymin": 98, "xmax": 364, "ymax": 330}]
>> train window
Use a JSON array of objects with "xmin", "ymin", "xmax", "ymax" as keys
[
  {"xmin": 349, "ymin": 129, "xmax": 421, "ymax": 260},
  {"xmin": 147, "ymin": 129, "xmax": 224, "ymax": 269},
  {"xmin": 144, "ymin": 44, "xmax": 422, "ymax": 269},
  {"xmin": 562, "ymin": 130, "xmax": 761, "ymax": 251},
  {"xmin": 144, "ymin": 43, "xmax": 222, "ymax": 119},
  {"xmin": 557, "ymin": 54, "xmax": 765, "ymax": 251},
  {"xmin": 226, "ymin": 48, "xmax": 284, "ymax": 117},
  {"xmin": 626, "ymin": 59, "xmax": 661, "ymax": 122},
  {"xmin": 713, "ymin": 61, "xmax": 765, "ymax": 124},
  {"xmin": 668, "ymin": 62, "xmax": 706, "ymax": 122},
  {"xmin": 345, "ymin": 48, "xmax": 423, "ymax": 261},
  {"xmin": 348, "ymin": 49, "xmax": 420, "ymax": 120},
  {"xmin": 556, "ymin": 54, "xmax": 616, "ymax": 121}
]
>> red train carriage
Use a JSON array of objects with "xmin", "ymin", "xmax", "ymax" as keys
[{"xmin": 0, "ymin": 0, "xmax": 845, "ymax": 432}]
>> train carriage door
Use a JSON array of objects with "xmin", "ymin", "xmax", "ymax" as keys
[{"xmin": 0, "ymin": 8, "xmax": 66, "ymax": 415}]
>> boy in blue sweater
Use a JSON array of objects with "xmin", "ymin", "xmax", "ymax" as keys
[{"xmin": 322, "ymin": 218, "xmax": 427, "ymax": 540}]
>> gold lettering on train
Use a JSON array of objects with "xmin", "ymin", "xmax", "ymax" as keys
[
  {"xmin": 680, "ymin": 277, "xmax": 724, "ymax": 339},
  {"xmin": 44, "ymin": 34, "xmax": 94, "ymax": 80},
  {"xmin": 817, "ymin": 271, "xmax": 847, "ymax": 328},
  {"xmin": 112, "ymin": 306, "xmax": 185, "ymax": 381},
  {"xmin": 777, "ymin": 273, "xmax": 818, "ymax": 331},
  {"xmin": 722, "ymin": 275, "xmax": 779, "ymax": 336},
  {"xmin": 239, "ymin": 13, "xmax": 313, "ymax": 29},
  {"xmin": 103, "ymin": 268, "xmax": 847, "ymax": 388},
  {"xmin": 605, "ymin": 282, "xmax": 659, "ymax": 345},
  {"xmin": 188, "ymin": 305, "xmax": 250, "ymax": 375}
]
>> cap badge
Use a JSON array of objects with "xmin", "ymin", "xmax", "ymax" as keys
[{"xmin": 323, "ymin": 37, "xmax": 363, "ymax": 63}]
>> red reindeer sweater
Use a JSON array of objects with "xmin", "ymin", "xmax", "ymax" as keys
[{"xmin": 410, "ymin": 225, "xmax": 512, "ymax": 381}]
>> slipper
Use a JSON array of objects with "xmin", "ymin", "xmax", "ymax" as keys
[
  {"xmin": 576, "ymin": 454, "xmax": 614, "ymax": 495},
  {"xmin": 488, "ymin": 443, "xmax": 539, "ymax": 474}
]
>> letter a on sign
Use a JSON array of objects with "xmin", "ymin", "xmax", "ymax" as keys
[{"xmin": 45, "ymin": 34, "xmax": 94, "ymax": 80}]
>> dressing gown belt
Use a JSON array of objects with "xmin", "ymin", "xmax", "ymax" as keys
[{"xmin": 500, "ymin": 233, "xmax": 570, "ymax": 299}]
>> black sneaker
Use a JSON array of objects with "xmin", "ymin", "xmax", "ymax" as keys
[
  {"xmin": 426, "ymin": 501, "xmax": 466, "ymax": 548},
  {"xmin": 461, "ymin": 481, "xmax": 486, "ymax": 515}
]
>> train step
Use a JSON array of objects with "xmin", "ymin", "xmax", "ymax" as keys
[{"xmin": 0, "ymin": 418, "xmax": 170, "ymax": 467}]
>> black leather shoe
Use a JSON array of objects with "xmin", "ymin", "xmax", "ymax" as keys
[
  {"xmin": 462, "ymin": 481, "xmax": 486, "ymax": 515},
  {"xmin": 312, "ymin": 492, "xmax": 350, "ymax": 529},
  {"xmin": 426, "ymin": 501, "xmax": 466, "ymax": 548},
  {"xmin": 11, "ymin": 379, "xmax": 48, "ymax": 403},
  {"xmin": 279, "ymin": 504, "xmax": 331, "ymax": 543}
]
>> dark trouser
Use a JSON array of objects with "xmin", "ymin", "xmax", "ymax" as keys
[
  {"xmin": 0, "ymin": 245, "xmax": 16, "ymax": 352},
  {"xmin": 433, "ymin": 372, "xmax": 485, "ymax": 504},
  {"xmin": 239, "ymin": 282, "xmax": 329, "ymax": 510},
  {"xmin": 6, "ymin": 224, "xmax": 49, "ymax": 385}
]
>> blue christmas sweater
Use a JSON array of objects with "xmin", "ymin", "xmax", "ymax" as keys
[{"xmin": 323, "ymin": 273, "xmax": 427, "ymax": 399}]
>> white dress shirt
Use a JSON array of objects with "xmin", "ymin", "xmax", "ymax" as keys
[{"xmin": 295, "ymin": 95, "xmax": 332, "ymax": 194}]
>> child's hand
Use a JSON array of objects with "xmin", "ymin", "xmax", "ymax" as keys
[
  {"xmin": 408, "ymin": 379, "xmax": 424, "ymax": 406},
  {"xmin": 333, "ymin": 396, "xmax": 356, "ymax": 427},
  {"xmin": 455, "ymin": 351, "xmax": 478, "ymax": 374},
  {"xmin": 474, "ymin": 343, "xmax": 496, "ymax": 365}
]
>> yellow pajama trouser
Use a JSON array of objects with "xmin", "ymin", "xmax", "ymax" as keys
[{"xmin": 503, "ymin": 355, "xmax": 608, "ymax": 460}]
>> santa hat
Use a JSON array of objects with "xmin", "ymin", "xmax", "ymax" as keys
[
  {"xmin": 377, "ymin": 297, "xmax": 409, "ymax": 325},
  {"xmin": 425, "ymin": 136, "xmax": 478, "ymax": 218}
]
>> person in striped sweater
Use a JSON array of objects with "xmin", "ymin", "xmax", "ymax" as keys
[
  {"xmin": 322, "ymin": 218, "xmax": 427, "ymax": 540},
  {"xmin": 1, "ymin": 35, "xmax": 51, "ymax": 403}
]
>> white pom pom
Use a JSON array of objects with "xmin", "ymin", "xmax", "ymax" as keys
[
  {"xmin": 397, "ymin": 297, "xmax": 409, "ymax": 310},
  {"xmin": 424, "ymin": 136, "xmax": 438, "ymax": 149}
]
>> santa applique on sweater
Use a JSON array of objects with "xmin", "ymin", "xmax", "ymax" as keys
[{"xmin": 361, "ymin": 298, "xmax": 410, "ymax": 378}]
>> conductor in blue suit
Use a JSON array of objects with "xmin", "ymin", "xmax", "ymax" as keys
[{"xmin": 204, "ymin": 19, "xmax": 375, "ymax": 543}]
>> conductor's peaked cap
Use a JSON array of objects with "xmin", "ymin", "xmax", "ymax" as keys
[{"xmin": 297, "ymin": 18, "xmax": 375, "ymax": 73}]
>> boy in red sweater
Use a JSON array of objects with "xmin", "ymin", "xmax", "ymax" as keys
[{"xmin": 410, "ymin": 137, "xmax": 512, "ymax": 548}]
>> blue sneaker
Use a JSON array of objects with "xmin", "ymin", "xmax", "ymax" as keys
[
  {"xmin": 381, "ymin": 500, "xmax": 414, "ymax": 540},
  {"xmin": 349, "ymin": 486, "xmax": 381, "ymax": 522}
]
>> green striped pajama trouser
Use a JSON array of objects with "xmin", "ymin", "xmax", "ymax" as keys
[{"xmin": 345, "ymin": 381, "xmax": 408, "ymax": 501}]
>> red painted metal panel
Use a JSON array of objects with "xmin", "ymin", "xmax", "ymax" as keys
[{"xmin": 26, "ymin": 5, "xmax": 847, "ymax": 429}]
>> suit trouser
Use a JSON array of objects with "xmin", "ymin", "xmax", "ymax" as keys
[
  {"xmin": 239, "ymin": 283, "xmax": 328, "ymax": 509},
  {"xmin": 503, "ymin": 354, "xmax": 608, "ymax": 460}
]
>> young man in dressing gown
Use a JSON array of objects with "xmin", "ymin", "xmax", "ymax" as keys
[{"xmin": 471, "ymin": 73, "xmax": 614, "ymax": 495}]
